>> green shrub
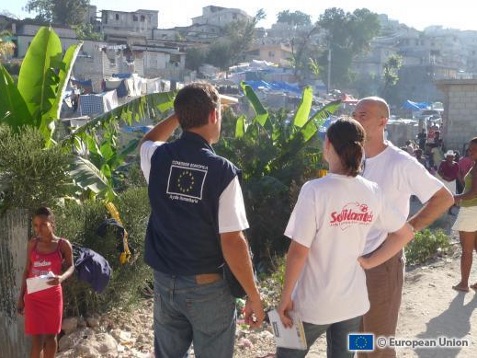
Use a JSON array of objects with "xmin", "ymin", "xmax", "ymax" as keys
[
  {"xmin": 0, "ymin": 125, "xmax": 72, "ymax": 212},
  {"xmin": 405, "ymin": 228, "xmax": 453, "ymax": 266},
  {"xmin": 55, "ymin": 187, "xmax": 151, "ymax": 316},
  {"xmin": 215, "ymin": 108, "xmax": 324, "ymax": 264}
]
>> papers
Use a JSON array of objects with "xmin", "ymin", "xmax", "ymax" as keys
[
  {"xmin": 267, "ymin": 309, "xmax": 307, "ymax": 350},
  {"xmin": 26, "ymin": 272, "xmax": 56, "ymax": 294}
]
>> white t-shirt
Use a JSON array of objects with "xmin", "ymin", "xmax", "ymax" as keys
[
  {"xmin": 362, "ymin": 143, "xmax": 444, "ymax": 254},
  {"xmin": 285, "ymin": 173, "xmax": 405, "ymax": 325},
  {"xmin": 140, "ymin": 141, "xmax": 249, "ymax": 233}
]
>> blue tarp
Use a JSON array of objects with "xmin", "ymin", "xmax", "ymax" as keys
[
  {"xmin": 243, "ymin": 80, "xmax": 301, "ymax": 95},
  {"xmin": 112, "ymin": 73, "xmax": 132, "ymax": 79},
  {"xmin": 317, "ymin": 115, "xmax": 339, "ymax": 139},
  {"xmin": 121, "ymin": 125, "xmax": 152, "ymax": 134},
  {"xmin": 402, "ymin": 100, "xmax": 430, "ymax": 110},
  {"xmin": 71, "ymin": 78, "xmax": 92, "ymax": 87}
]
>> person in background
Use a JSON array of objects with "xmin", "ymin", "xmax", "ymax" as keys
[
  {"xmin": 276, "ymin": 118, "xmax": 413, "ymax": 358},
  {"xmin": 17, "ymin": 207, "xmax": 74, "ymax": 358},
  {"xmin": 405, "ymin": 140, "xmax": 416, "ymax": 156},
  {"xmin": 139, "ymin": 82, "xmax": 264, "ymax": 357},
  {"xmin": 437, "ymin": 150, "xmax": 459, "ymax": 195},
  {"xmin": 414, "ymin": 148, "xmax": 428, "ymax": 168},
  {"xmin": 432, "ymin": 129, "xmax": 443, "ymax": 148},
  {"xmin": 417, "ymin": 128, "xmax": 427, "ymax": 150},
  {"xmin": 454, "ymin": 150, "xmax": 461, "ymax": 163},
  {"xmin": 430, "ymin": 142, "xmax": 444, "ymax": 171},
  {"xmin": 458, "ymin": 148, "xmax": 474, "ymax": 194},
  {"xmin": 454, "ymin": 150, "xmax": 462, "ymax": 193},
  {"xmin": 352, "ymin": 96, "xmax": 453, "ymax": 358},
  {"xmin": 451, "ymin": 137, "xmax": 477, "ymax": 292},
  {"xmin": 424, "ymin": 143, "xmax": 436, "ymax": 174}
]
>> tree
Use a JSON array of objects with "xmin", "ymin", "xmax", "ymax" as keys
[
  {"xmin": 223, "ymin": 9, "xmax": 266, "ymax": 68},
  {"xmin": 277, "ymin": 10, "xmax": 312, "ymax": 27},
  {"xmin": 0, "ymin": 31, "xmax": 15, "ymax": 59},
  {"xmin": 205, "ymin": 41, "xmax": 231, "ymax": 69},
  {"xmin": 289, "ymin": 25, "xmax": 320, "ymax": 83},
  {"xmin": 185, "ymin": 47, "xmax": 207, "ymax": 71},
  {"xmin": 317, "ymin": 7, "xmax": 380, "ymax": 89},
  {"xmin": 72, "ymin": 23, "xmax": 103, "ymax": 41},
  {"xmin": 0, "ymin": 27, "xmax": 175, "ymax": 202},
  {"xmin": 381, "ymin": 54, "xmax": 403, "ymax": 98},
  {"xmin": 215, "ymin": 83, "xmax": 342, "ymax": 260},
  {"xmin": 25, "ymin": 0, "xmax": 90, "ymax": 25}
]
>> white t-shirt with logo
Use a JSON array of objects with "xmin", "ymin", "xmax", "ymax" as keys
[
  {"xmin": 284, "ymin": 173, "xmax": 405, "ymax": 325},
  {"xmin": 362, "ymin": 143, "xmax": 444, "ymax": 254}
]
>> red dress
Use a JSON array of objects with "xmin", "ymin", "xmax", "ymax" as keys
[{"xmin": 24, "ymin": 238, "xmax": 64, "ymax": 335}]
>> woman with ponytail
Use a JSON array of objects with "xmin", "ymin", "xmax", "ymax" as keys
[{"xmin": 276, "ymin": 118, "xmax": 414, "ymax": 358}]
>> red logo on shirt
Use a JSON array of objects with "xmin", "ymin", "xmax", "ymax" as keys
[
  {"xmin": 330, "ymin": 202, "xmax": 373, "ymax": 230},
  {"xmin": 33, "ymin": 260, "xmax": 51, "ymax": 267}
]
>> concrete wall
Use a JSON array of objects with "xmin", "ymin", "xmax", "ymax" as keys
[
  {"xmin": 0, "ymin": 209, "xmax": 30, "ymax": 357},
  {"xmin": 437, "ymin": 79, "xmax": 477, "ymax": 153}
]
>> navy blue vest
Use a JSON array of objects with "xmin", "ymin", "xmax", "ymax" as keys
[{"xmin": 145, "ymin": 131, "xmax": 240, "ymax": 275}]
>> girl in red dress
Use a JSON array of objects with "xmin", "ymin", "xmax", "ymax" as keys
[{"xmin": 17, "ymin": 207, "xmax": 74, "ymax": 358}]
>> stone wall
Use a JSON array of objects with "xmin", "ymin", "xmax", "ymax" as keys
[{"xmin": 437, "ymin": 79, "xmax": 477, "ymax": 153}]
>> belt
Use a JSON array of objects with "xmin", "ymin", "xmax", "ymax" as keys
[{"xmin": 195, "ymin": 273, "xmax": 222, "ymax": 285}]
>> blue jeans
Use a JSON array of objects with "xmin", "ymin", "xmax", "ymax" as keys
[
  {"xmin": 153, "ymin": 270, "xmax": 236, "ymax": 358},
  {"xmin": 276, "ymin": 316, "xmax": 361, "ymax": 358}
]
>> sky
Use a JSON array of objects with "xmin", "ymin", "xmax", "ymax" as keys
[{"xmin": 3, "ymin": 0, "xmax": 477, "ymax": 32}]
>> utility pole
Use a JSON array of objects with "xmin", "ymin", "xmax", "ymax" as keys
[{"xmin": 327, "ymin": 47, "xmax": 331, "ymax": 93}]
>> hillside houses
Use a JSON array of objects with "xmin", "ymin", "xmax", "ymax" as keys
[
  {"xmin": 4, "ymin": 7, "xmax": 477, "ymax": 92},
  {"xmin": 2, "ymin": 5, "xmax": 477, "ymax": 151}
]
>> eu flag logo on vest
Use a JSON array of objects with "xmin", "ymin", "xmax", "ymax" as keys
[
  {"xmin": 167, "ymin": 164, "xmax": 207, "ymax": 200},
  {"xmin": 348, "ymin": 333, "xmax": 374, "ymax": 351}
]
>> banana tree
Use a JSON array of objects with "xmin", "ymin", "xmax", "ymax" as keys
[
  {"xmin": 216, "ymin": 82, "xmax": 342, "ymax": 261},
  {"xmin": 0, "ymin": 27, "xmax": 82, "ymax": 142},
  {"xmin": 224, "ymin": 82, "xmax": 341, "ymax": 182},
  {"xmin": 62, "ymin": 91, "xmax": 175, "ymax": 200},
  {"xmin": 0, "ymin": 26, "xmax": 175, "ymax": 201}
]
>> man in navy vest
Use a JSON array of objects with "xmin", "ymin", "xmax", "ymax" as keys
[{"xmin": 140, "ymin": 82, "xmax": 264, "ymax": 357}]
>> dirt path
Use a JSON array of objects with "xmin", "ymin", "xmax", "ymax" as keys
[
  {"xmin": 394, "ymin": 254, "xmax": 477, "ymax": 358},
  {"xmin": 301, "ymin": 252, "xmax": 477, "ymax": 358},
  {"xmin": 236, "ymin": 208, "xmax": 477, "ymax": 358}
]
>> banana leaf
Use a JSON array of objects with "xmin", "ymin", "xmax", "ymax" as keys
[
  {"xmin": 0, "ymin": 65, "xmax": 32, "ymax": 127},
  {"xmin": 63, "ymin": 91, "xmax": 175, "ymax": 143},
  {"xmin": 297, "ymin": 99, "xmax": 342, "ymax": 143},
  {"xmin": 44, "ymin": 42, "xmax": 83, "ymax": 137},
  {"xmin": 17, "ymin": 27, "xmax": 63, "ymax": 129},
  {"xmin": 267, "ymin": 100, "xmax": 342, "ymax": 171},
  {"xmin": 292, "ymin": 86, "xmax": 313, "ymax": 128},
  {"xmin": 235, "ymin": 115, "xmax": 246, "ymax": 138},
  {"xmin": 240, "ymin": 81, "xmax": 268, "ymax": 127},
  {"xmin": 60, "ymin": 91, "xmax": 175, "ymax": 198},
  {"xmin": 69, "ymin": 156, "xmax": 115, "ymax": 198}
]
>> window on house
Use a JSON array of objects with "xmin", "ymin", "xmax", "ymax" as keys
[
  {"xmin": 140, "ymin": 15, "xmax": 145, "ymax": 22},
  {"xmin": 133, "ymin": 15, "xmax": 138, "ymax": 21},
  {"xmin": 115, "ymin": 14, "xmax": 119, "ymax": 21}
]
